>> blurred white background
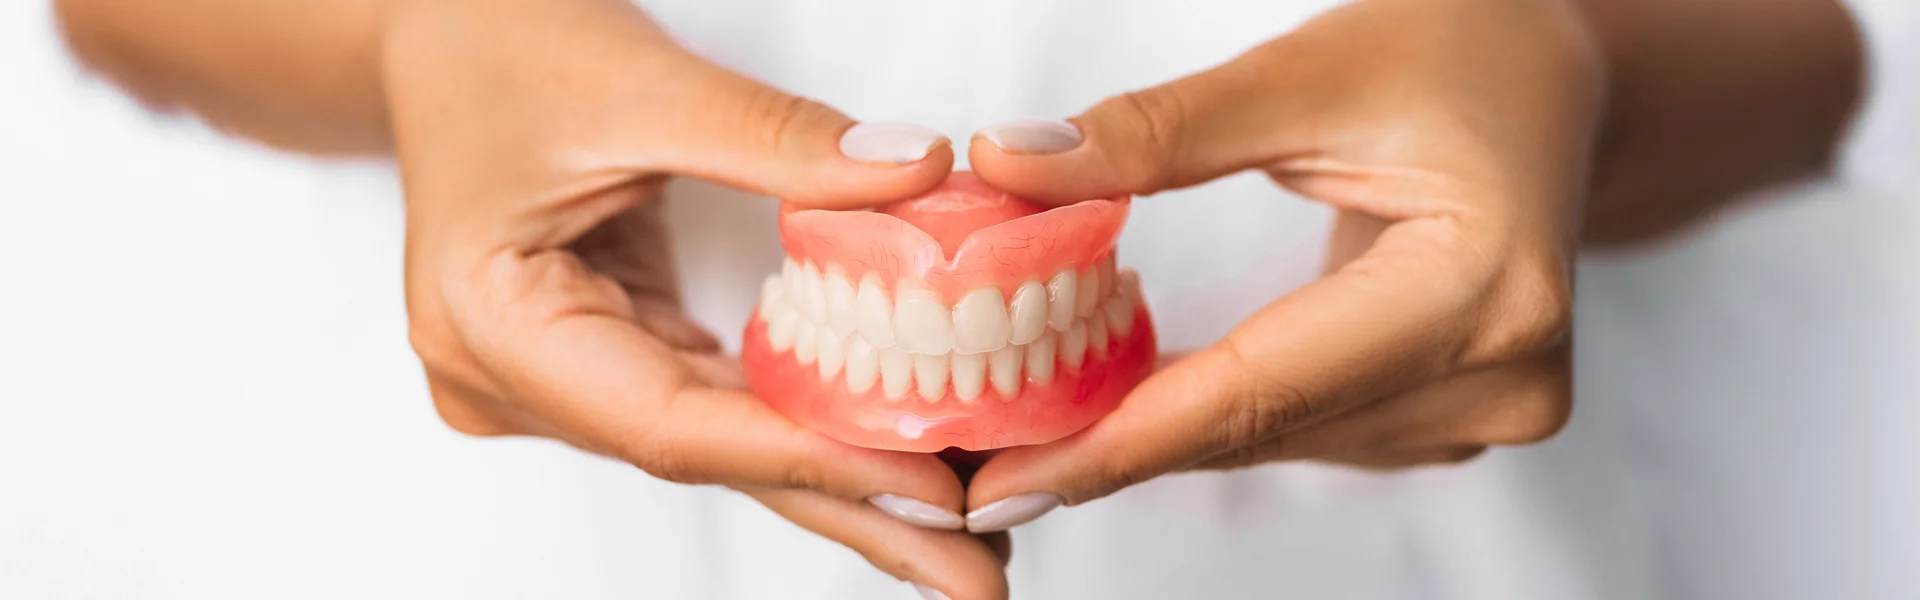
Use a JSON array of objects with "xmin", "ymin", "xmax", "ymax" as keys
[{"xmin": 2, "ymin": 1, "xmax": 1916, "ymax": 598}]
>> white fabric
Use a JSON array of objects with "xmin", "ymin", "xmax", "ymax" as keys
[{"xmin": 0, "ymin": 0, "xmax": 1912, "ymax": 598}]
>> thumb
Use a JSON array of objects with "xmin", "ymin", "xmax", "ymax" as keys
[
  {"xmin": 968, "ymin": 55, "xmax": 1311, "ymax": 204},
  {"xmin": 645, "ymin": 55, "xmax": 955, "ymax": 208}
]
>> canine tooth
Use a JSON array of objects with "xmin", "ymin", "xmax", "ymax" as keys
[
  {"xmin": 794, "ymin": 320, "xmax": 819, "ymax": 365},
  {"xmin": 1026, "ymin": 330, "xmax": 1057, "ymax": 385},
  {"xmin": 893, "ymin": 285, "xmax": 954, "ymax": 355},
  {"xmin": 824, "ymin": 268, "xmax": 858, "ymax": 336},
  {"xmin": 1097, "ymin": 256, "xmax": 1117, "ymax": 305},
  {"xmin": 989, "ymin": 344, "xmax": 1023, "ymax": 400},
  {"xmin": 816, "ymin": 331, "xmax": 847, "ymax": 380},
  {"xmin": 855, "ymin": 275, "xmax": 895, "ymax": 348},
  {"xmin": 1074, "ymin": 264, "xmax": 1100, "ymax": 317},
  {"xmin": 801, "ymin": 262, "xmax": 828, "ymax": 322},
  {"xmin": 758, "ymin": 275, "xmax": 784, "ymax": 321},
  {"xmin": 1087, "ymin": 314, "xmax": 1110, "ymax": 359},
  {"xmin": 1008, "ymin": 280, "xmax": 1048, "ymax": 345},
  {"xmin": 952, "ymin": 287, "xmax": 1011, "ymax": 354},
  {"xmin": 767, "ymin": 307, "xmax": 800, "ymax": 352},
  {"xmin": 1061, "ymin": 319, "xmax": 1088, "ymax": 370},
  {"xmin": 913, "ymin": 353, "xmax": 949, "ymax": 402},
  {"xmin": 1046, "ymin": 269, "xmax": 1077, "ymax": 331},
  {"xmin": 951, "ymin": 352, "xmax": 987, "ymax": 402},
  {"xmin": 879, "ymin": 348, "xmax": 912, "ymax": 400},
  {"xmin": 844, "ymin": 337, "xmax": 879, "ymax": 394},
  {"xmin": 1103, "ymin": 286, "xmax": 1135, "ymax": 338}
]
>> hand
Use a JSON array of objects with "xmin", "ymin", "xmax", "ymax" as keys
[
  {"xmin": 381, "ymin": 0, "xmax": 1006, "ymax": 596},
  {"xmin": 963, "ymin": 0, "xmax": 1600, "ymax": 525}
]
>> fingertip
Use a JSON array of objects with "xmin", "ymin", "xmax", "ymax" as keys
[
  {"xmin": 968, "ymin": 129, "xmax": 1128, "ymax": 205},
  {"xmin": 781, "ymin": 127, "xmax": 954, "ymax": 210}
]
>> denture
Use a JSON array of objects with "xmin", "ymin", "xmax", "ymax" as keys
[{"xmin": 742, "ymin": 172, "xmax": 1156, "ymax": 452}]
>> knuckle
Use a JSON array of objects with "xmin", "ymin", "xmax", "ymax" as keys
[
  {"xmin": 1109, "ymin": 87, "xmax": 1190, "ymax": 192},
  {"xmin": 1467, "ymin": 253, "xmax": 1573, "ymax": 365},
  {"xmin": 742, "ymin": 87, "xmax": 827, "ymax": 156},
  {"xmin": 1479, "ymin": 364, "xmax": 1574, "ymax": 445},
  {"xmin": 631, "ymin": 437, "xmax": 708, "ymax": 486}
]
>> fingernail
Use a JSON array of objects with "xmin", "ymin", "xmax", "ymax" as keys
[
  {"xmin": 840, "ymin": 122, "xmax": 948, "ymax": 164},
  {"xmin": 964, "ymin": 492, "xmax": 1064, "ymax": 533},
  {"xmin": 977, "ymin": 119, "xmax": 1083, "ymax": 155},
  {"xmin": 913, "ymin": 583, "xmax": 951, "ymax": 600},
  {"xmin": 868, "ymin": 494, "xmax": 965, "ymax": 530}
]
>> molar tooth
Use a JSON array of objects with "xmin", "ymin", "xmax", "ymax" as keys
[
  {"xmin": 951, "ymin": 352, "xmax": 987, "ymax": 403},
  {"xmin": 844, "ymin": 337, "xmax": 879, "ymax": 394},
  {"xmin": 1046, "ymin": 269, "xmax": 1077, "ymax": 331},
  {"xmin": 879, "ymin": 348, "xmax": 912, "ymax": 400},
  {"xmin": 989, "ymin": 344, "xmax": 1023, "ymax": 400},
  {"xmin": 1026, "ymin": 330, "xmax": 1057, "ymax": 385},
  {"xmin": 767, "ymin": 307, "xmax": 800, "ymax": 352},
  {"xmin": 1087, "ymin": 314, "xmax": 1110, "ymax": 359},
  {"xmin": 855, "ymin": 275, "xmax": 895, "ymax": 348},
  {"xmin": 794, "ymin": 320, "xmax": 819, "ymax": 365},
  {"xmin": 1103, "ymin": 284, "xmax": 1136, "ymax": 338},
  {"xmin": 893, "ymin": 284, "xmax": 954, "ymax": 355},
  {"xmin": 1061, "ymin": 319, "xmax": 1088, "ymax": 371},
  {"xmin": 1074, "ymin": 264, "xmax": 1100, "ymax": 317},
  {"xmin": 952, "ymin": 287, "xmax": 1011, "ymax": 354},
  {"xmin": 913, "ymin": 353, "xmax": 949, "ymax": 402},
  {"xmin": 824, "ymin": 268, "xmax": 858, "ymax": 336},
  {"xmin": 816, "ymin": 331, "xmax": 847, "ymax": 380},
  {"xmin": 757, "ymin": 275, "xmax": 784, "ymax": 321},
  {"xmin": 801, "ymin": 261, "xmax": 828, "ymax": 323},
  {"xmin": 1008, "ymin": 280, "xmax": 1048, "ymax": 345}
]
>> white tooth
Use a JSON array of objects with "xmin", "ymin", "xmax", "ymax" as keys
[
  {"xmin": 793, "ymin": 320, "xmax": 818, "ymax": 365},
  {"xmin": 892, "ymin": 285, "xmax": 954, "ymax": 355},
  {"xmin": 951, "ymin": 352, "xmax": 987, "ymax": 403},
  {"xmin": 952, "ymin": 287, "xmax": 1011, "ymax": 354},
  {"xmin": 1008, "ymin": 280, "xmax": 1048, "ymax": 345},
  {"xmin": 914, "ymin": 353, "xmax": 949, "ymax": 402},
  {"xmin": 801, "ymin": 261, "xmax": 828, "ymax": 322},
  {"xmin": 758, "ymin": 275, "xmax": 784, "ymax": 321},
  {"xmin": 854, "ymin": 275, "xmax": 895, "ymax": 348},
  {"xmin": 1097, "ymin": 256, "xmax": 1117, "ymax": 306},
  {"xmin": 824, "ymin": 268, "xmax": 858, "ymax": 336},
  {"xmin": 1075, "ymin": 264, "xmax": 1100, "ymax": 317},
  {"xmin": 879, "ymin": 348, "xmax": 912, "ymax": 400},
  {"xmin": 844, "ymin": 337, "xmax": 879, "ymax": 394},
  {"xmin": 1087, "ymin": 314, "xmax": 1110, "ymax": 359},
  {"xmin": 782, "ymin": 259, "xmax": 803, "ymax": 311},
  {"xmin": 1026, "ymin": 330, "xmax": 1057, "ymax": 385},
  {"xmin": 989, "ymin": 344, "xmax": 1023, "ymax": 400},
  {"xmin": 816, "ymin": 331, "xmax": 847, "ymax": 380},
  {"xmin": 1103, "ymin": 285, "xmax": 1135, "ymax": 338},
  {"xmin": 1061, "ymin": 319, "xmax": 1088, "ymax": 371},
  {"xmin": 767, "ymin": 307, "xmax": 800, "ymax": 352},
  {"xmin": 1046, "ymin": 269, "xmax": 1077, "ymax": 332}
]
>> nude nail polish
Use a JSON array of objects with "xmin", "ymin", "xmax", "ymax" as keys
[
  {"xmin": 965, "ymin": 492, "xmax": 1064, "ymax": 533},
  {"xmin": 840, "ymin": 122, "xmax": 948, "ymax": 163},
  {"xmin": 869, "ymin": 494, "xmax": 965, "ymax": 530},
  {"xmin": 977, "ymin": 119, "xmax": 1083, "ymax": 154},
  {"xmin": 914, "ymin": 583, "xmax": 952, "ymax": 600}
]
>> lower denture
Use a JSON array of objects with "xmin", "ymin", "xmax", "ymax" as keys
[{"xmin": 742, "ymin": 172, "xmax": 1157, "ymax": 453}]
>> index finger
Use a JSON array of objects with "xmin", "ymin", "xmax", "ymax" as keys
[{"xmin": 967, "ymin": 215, "xmax": 1491, "ymax": 507}]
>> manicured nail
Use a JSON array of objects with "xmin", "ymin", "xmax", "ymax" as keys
[
  {"xmin": 977, "ymin": 119, "xmax": 1083, "ymax": 154},
  {"xmin": 840, "ymin": 122, "xmax": 948, "ymax": 164},
  {"xmin": 964, "ymin": 492, "xmax": 1064, "ymax": 533},
  {"xmin": 868, "ymin": 494, "xmax": 965, "ymax": 530},
  {"xmin": 914, "ymin": 583, "xmax": 951, "ymax": 600}
]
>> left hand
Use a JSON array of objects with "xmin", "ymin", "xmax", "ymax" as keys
[{"xmin": 961, "ymin": 0, "xmax": 1601, "ymax": 528}]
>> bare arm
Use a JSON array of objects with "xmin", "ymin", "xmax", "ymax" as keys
[{"xmin": 1578, "ymin": 0, "xmax": 1863, "ymax": 243}]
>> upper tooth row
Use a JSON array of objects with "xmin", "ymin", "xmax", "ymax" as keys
[
  {"xmin": 764, "ymin": 311, "xmax": 1117, "ymax": 403},
  {"xmin": 759, "ymin": 257, "xmax": 1136, "ymax": 355}
]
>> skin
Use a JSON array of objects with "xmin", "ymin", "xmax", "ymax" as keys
[{"xmin": 56, "ymin": 0, "xmax": 1861, "ymax": 597}]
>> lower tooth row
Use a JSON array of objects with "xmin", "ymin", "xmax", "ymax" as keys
[{"xmin": 765, "ymin": 307, "xmax": 1128, "ymax": 403}]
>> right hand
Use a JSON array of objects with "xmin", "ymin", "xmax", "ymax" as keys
[{"xmin": 380, "ymin": 0, "xmax": 1006, "ymax": 596}]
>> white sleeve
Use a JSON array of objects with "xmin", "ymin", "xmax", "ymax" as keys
[{"xmin": 1834, "ymin": 0, "xmax": 1919, "ymax": 190}]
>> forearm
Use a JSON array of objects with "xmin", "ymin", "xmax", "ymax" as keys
[
  {"xmin": 1576, "ymin": 0, "xmax": 1863, "ymax": 244},
  {"xmin": 56, "ymin": 0, "xmax": 392, "ymax": 153}
]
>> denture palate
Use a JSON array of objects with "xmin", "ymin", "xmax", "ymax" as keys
[{"xmin": 757, "ymin": 254, "xmax": 1143, "ymax": 403}]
